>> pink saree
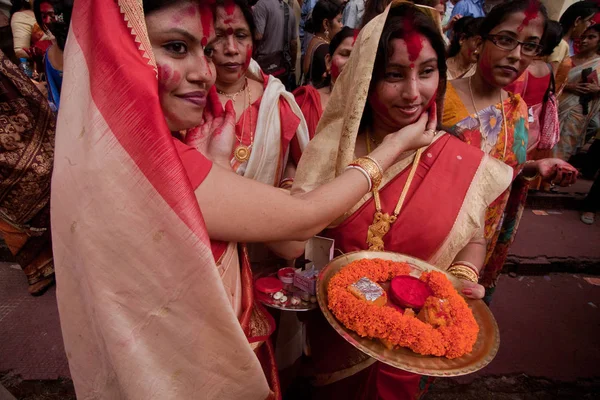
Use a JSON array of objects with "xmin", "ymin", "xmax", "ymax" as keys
[{"xmin": 52, "ymin": 1, "xmax": 275, "ymax": 399}]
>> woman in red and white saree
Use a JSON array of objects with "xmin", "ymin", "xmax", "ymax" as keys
[
  {"xmin": 51, "ymin": 1, "xmax": 435, "ymax": 399},
  {"xmin": 291, "ymin": 3, "xmax": 511, "ymax": 399}
]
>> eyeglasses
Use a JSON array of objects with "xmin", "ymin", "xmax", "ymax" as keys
[{"xmin": 486, "ymin": 34, "xmax": 543, "ymax": 56}]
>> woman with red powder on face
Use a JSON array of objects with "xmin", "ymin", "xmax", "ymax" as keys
[
  {"xmin": 442, "ymin": 0, "xmax": 578, "ymax": 303},
  {"xmin": 209, "ymin": 0, "xmax": 310, "ymax": 264},
  {"xmin": 293, "ymin": 26, "xmax": 356, "ymax": 138},
  {"xmin": 52, "ymin": 0, "xmax": 439, "ymax": 398},
  {"xmin": 280, "ymin": 3, "xmax": 512, "ymax": 399}
]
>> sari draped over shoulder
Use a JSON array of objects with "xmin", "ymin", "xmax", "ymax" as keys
[
  {"xmin": 52, "ymin": 1, "xmax": 276, "ymax": 399},
  {"xmin": 293, "ymin": 84, "xmax": 323, "ymax": 139},
  {"xmin": 443, "ymin": 81, "xmax": 530, "ymax": 289},
  {"xmin": 0, "ymin": 50, "xmax": 55, "ymax": 295},
  {"xmin": 292, "ymin": 2, "xmax": 512, "ymax": 398},
  {"xmin": 554, "ymin": 57, "xmax": 600, "ymax": 161},
  {"xmin": 230, "ymin": 60, "xmax": 309, "ymax": 185}
]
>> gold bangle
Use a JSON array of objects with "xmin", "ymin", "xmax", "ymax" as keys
[
  {"xmin": 451, "ymin": 261, "xmax": 480, "ymax": 277},
  {"xmin": 448, "ymin": 264, "xmax": 479, "ymax": 279},
  {"xmin": 351, "ymin": 157, "xmax": 383, "ymax": 190},
  {"xmin": 448, "ymin": 265, "xmax": 479, "ymax": 283}
]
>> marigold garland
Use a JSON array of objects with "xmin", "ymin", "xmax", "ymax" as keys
[{"xmin": 327, "ymin": 258, "xmax": 479, "ymax": 359}]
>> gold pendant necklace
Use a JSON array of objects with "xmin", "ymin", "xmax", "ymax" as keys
[
  {"xmin": 216, "ymin": 79, "xmax": 247, "ymax": 103},
  {"xmin": 365, "ymin": 132, "xmax": 424, "ymax": 251},
  {"xmin": 468, "ymin": 76, "xmax": 508, "ymax": 159},
  {"xmin": 234, "ymin": 78, "xmax": 253, "ymax": 163}
]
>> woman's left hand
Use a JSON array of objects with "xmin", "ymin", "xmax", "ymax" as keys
[
  {"xmin": 186, "ymin": 89, "xmax": 236, "ymax": 169},
  {"xmin": 536, "ymin": 158, "xmax": 579, "ymax": 186},
  {"xmin": 461, "ymin": 280, "xmax": 485, "ymax": 299}
]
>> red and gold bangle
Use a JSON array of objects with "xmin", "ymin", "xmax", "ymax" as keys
[
  {"xmin": 349, "ymin": 156, "xmax": 383, "ymax": 190},
  {"xmin": 279, "ymin": 178, "xmax": 294, "ymax": 190}
]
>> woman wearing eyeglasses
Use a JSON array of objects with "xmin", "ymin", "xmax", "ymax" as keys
[{"xmin": 442, "ymin": 0, "xmax": 578, "ymax": 302}]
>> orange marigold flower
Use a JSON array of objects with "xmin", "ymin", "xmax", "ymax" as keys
[{"xmin": 327, "ymin": 259, "xmax": 479, "ymax": 358}]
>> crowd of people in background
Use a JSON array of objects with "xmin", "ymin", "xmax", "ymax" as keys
[{"xmin": 0, "ymin": 0, "xmax": 599, "ymax": 399}]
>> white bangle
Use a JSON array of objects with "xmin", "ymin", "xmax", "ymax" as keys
[{"xmin": 345, "ymin": 165, "xmax": 372, "ymax": 192}]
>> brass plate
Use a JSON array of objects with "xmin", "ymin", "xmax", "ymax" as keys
[{"xmin": 316, "ymin": 251, "xmax": 500, "ymax": 377}]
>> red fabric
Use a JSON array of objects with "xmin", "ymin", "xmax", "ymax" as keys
[
  {"xmin": 362, "ymin": 363, "xmax": 421, "ymax": 400},
  {"xmin": 505, "ymin": 71, "xmax": 550, "ymax": 107},
  {"xmin": 71, "ymin": 0, "xmax": 211, "ymax": 244},
  {"xmin": 293, "ymin": 85, "xmax": 323, "ymax": 139},
  {"xmin": 173, "ymin": 139, "xmax": 213, "ymax": 189},
  {"xmin": 232, "ymin": 72, "xmax": 302, "ymax": 166},
  {"xmin": 172, "ymin": 138, "xmax": 226, "ymax": 261},
  {"xmin": 326, "ymin": 135, "xmax": 483, "ymax": 260}
]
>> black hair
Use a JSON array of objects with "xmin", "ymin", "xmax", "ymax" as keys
[
  {"xmin": 479, "ymin": 0, "xmax": 549, "ymax": 40},
  {"xmin": 559, "ymin": 1, "xmax": 598, "ymax": 35},
  {"xmin": 305, "ymin": 0, "xmax": 344, "ymax": 34},
  {"xmin": 215, "ymin": 0, "xmax": 256, "ymax": 40},
  {"xmin": 447, "ymin": 17, "xmax": 482, "ymax": 58},
  {"xmin": 364, "ymin": 3, "xmax": 447, "ymax": 128},
  {"xmin": 540, "ymin": 20, "xmax": 563, "ymax": 56},
  {"xmin": 329, "ymin": 26, "xmax": 355, "ymax": 55},
  {"xmin": 10, "ymin": 0, "xmax": 30, "ymax": 15},
  {"xmin": 32, "ymin": 0, "xmax": 73, "ymax": 51},
  {"xmin": 587, "ymin": 23, "xmax": 600, "ymax": 35}
]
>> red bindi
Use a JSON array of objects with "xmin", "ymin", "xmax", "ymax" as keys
[
  {"xmin": 409, "ymin": 63, "xmax": 415, "ymax": 69},
  {"xmin": 226, "ymin": 27, "xmax": 234, "ymax": 35},
  {"xmin": 518, "ymin": 0, "xmax": 540, "ymax": 32}
]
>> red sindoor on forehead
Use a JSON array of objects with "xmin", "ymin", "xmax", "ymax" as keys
[
  {"xmin": 224, "ymin": 0, "xmax": 236, "ymax": 15},
  {"xmin": 402, "ymin": 19, "xmax": 423, "ymax": 62},
  {"xmin": 517, "ymin": 0, "xmax": 540, "ymax": 32},
  {"xmin": 199, "ymin": 4, "xmax": 213, "ymax": 46}
]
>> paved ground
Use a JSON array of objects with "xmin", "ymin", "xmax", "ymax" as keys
[{"xmin": 1, "ymin": 200, "xmax": 599, "ymax": 399}]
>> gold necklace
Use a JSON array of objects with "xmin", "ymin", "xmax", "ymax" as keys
[
  {"xmin": 234, "ymin": 79, "xmax": 254, "ymax": 163},
  {"xmin": 468, "ymin": 76, "xmax": 508, "ymax": 159},
  {"xmin": 365, "ymin": 132, "xmax": 424, "ymax": 251},
  {"xmin": 217, "ymin": 78, "xmax": 247, "ymax": 103}
]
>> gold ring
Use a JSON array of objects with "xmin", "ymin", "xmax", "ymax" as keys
[{"xmin": 424, "ymin": 129, "xmax": 436, "ymax": 136}]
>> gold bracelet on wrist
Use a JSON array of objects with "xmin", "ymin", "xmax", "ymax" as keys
[
  {"xmin": 450, "ymin": 261, "xmax": 480, "ymax": 277},
  {"xmin": 350, "ymin": 157, "xmax": 383, "ymax": 190},
  {"xmin": 448, "ymin": 265, "xmax": 479, "ymax": 283},
  {"xmin": 521, "ymin": 160, "xmax": 539, "ymax": 181}
]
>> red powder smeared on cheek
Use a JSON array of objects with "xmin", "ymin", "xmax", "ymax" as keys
[
  {"xmin": 224, "ymin": 0, "xmax": 235, "ymax": 15},
  {"xmin": 517, "ymin": 0, "xmax": 540, "ymax": 32},
  {"xmin": 402, "ymin": 19, "xmax": 423, "ymax": 62},
  {"xmin": 158, "ymin": 64, "xmax": 173, "ymax": 90},
  {"xmin": 243, "ymin": 44, "xmax": 253, "ymax": 70},
  {"xmin": 331, "ymin": 61, "xmax": 340, "ymax": 80}
]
